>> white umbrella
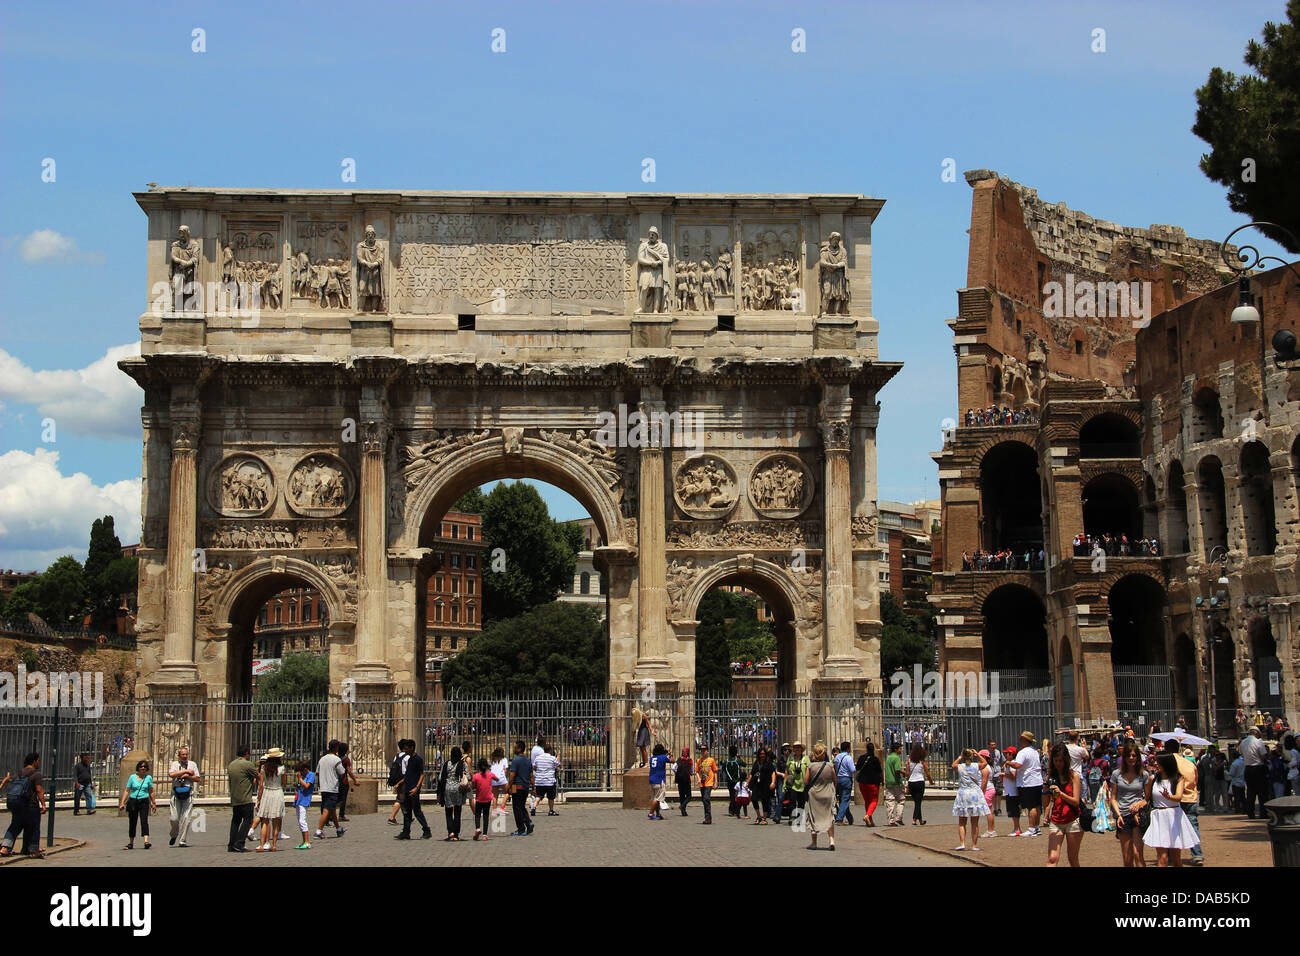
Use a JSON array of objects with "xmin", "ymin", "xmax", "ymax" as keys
[{"xmin": 1151, "ymin": 730, "xmax": 1212, "ymax": 747}]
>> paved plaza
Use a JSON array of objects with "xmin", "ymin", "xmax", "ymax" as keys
[{"xmin": 12, "ymin": 802, "xmax": 963, "ymax": 868}]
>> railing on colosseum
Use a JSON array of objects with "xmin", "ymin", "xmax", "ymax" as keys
[
  {"xmin": 0, "ymin": 617, "xmax": 136, "ymax": 650},
  {"xmin": 0, "ymin": 688, "xmax": 1082, "ymax": 799}
]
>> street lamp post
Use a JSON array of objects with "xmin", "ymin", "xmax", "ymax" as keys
[
  {"xmin": 1219, "ymin": 222, "xmax": 1300, "ymax": 366},
  {"xmin": 1198, "ymin": 546, "xmax": 1231, "ymax": 738}
]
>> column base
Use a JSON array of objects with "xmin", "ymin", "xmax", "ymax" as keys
[
  {"xmin": 820, "ymin": 656, "xmax": 865, "ymax": 680},
  {"xmin": 149, "ymin": 661, "xmax": 203, "ymax": 688},
  {"xmin": 632, "ymin": 659, "xmax": 674, "ymax": 682},
  {"xmin": 346, "ymin": 662, "xmax": 394, "ymax": 690}
]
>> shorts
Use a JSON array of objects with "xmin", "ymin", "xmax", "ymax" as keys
[
  {"xmin": 534, "ymin": 784, "xmax": 557, "ymax": 800},
  {"xmin": 984, "ymin": 787, "xmax": 995, "ymax": 808},
  {"xmin": 320, "ymin": 792, "xmax": 339, "ymax": 811},
  {"xmin": 1005, "ymin": 794, "xmax": 1021, "ymax": 817},
  {"xmin": 1018, "ymin": 785, "xmax": 1043, "ymax": 808},
  {"xmin": 1048, "ymin": 818, "xmax": 1081, "ymax": 835},
  {"xmin": 1114, "ymin": 811, "xmax": 1146, "ymax": 838},
  {"xmin": 650, "ymin": 783, "xmax": 665, "ymax": 803}
]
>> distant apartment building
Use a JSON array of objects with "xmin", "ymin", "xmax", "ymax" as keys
[
  {"xmin": 425, "ymin": 511, "xmax": 485, "ymax": 680},
  {"xmin": 877, "ymin": 499, "xmax": 938, "ymax": 617},
  {"xmin": 0, "ymin": 570, "xmax": 39, "ymax": 605},
  {"xmin": 254, "ymin": 587, "xmax": 330, "ymax": 660}
]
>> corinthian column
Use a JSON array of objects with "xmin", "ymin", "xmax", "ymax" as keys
[
  {"xmin": 635, "ymin": 395, "xmax": 671, "ymax": 680},
  {"xmin": 820, "ymin": 387, "xmax": 863, "ymax": 677},
  {"xmin": 158, "ymin": 416, "xmax": 201, "ymax": 685},
  {"xmin": 352, "ymin": 418, "xmax": 393, "ymax": 685}
]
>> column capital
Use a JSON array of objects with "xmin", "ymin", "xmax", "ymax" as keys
[
  {"xmin": 361, "ymin": 419, "xmax": 390, "ymax": 456},
  {"xmin": 819, "ymin": 417, "xmax": 852, "ymax": 454}
]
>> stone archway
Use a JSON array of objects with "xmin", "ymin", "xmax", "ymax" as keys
[
  {"xmin": 395, "ymin": 430, "xmax": 634, "ymax": 694},
  {"xmin": 676, "ymin": 555, "xmax": 810, "ymax": 694},
  {"xmin": 205, "ymin": 555, "xmax": 354, "ymax": 699}
]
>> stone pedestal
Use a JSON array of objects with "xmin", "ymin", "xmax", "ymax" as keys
[
  {"xmin": 347, "ymin": 777, "xmax": 379, "ymax": 815},
  {"xmin": 622, "ymin": 765, "xmax": 651, "ymax": 809}
]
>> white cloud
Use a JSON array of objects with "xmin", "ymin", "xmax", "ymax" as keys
[
  {"xmin": 0, "ymin": 448, "xmax": 141, "ymax": 571},
  {"xmin": 0, "ymin": 343, "xmax": 142, "ymax": 441},
  {"xmin": 12, "ymin": 229, "xmax": 106, "ymax": 264}
]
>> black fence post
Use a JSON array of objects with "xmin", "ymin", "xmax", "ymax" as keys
[{"xmin": 46, "ymin": 702, "xmax": 59, "ymax": 847}]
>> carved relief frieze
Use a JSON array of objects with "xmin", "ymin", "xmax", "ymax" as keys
[
  {"xmin": 208, "ymin": 453, "xmax": 275, "ymax": 517},
  {"xmin": 402, "ymin": 429, "xmax": 493, "ymax": 488},
  {"xmin": 673, "ymin": 222, "xmax": 734, "ymax": 310},
  {"xmin": 286, "ymin": 454, "xmax": 355, "ymax": 517},
  {"xmin": 666, "ymin": 520, "xmax": 820, "ymax": 551},
  {"xmin": 224, "ymin": 220, "xmax": 283, "ymax": 309},
  {"xmin": 672, "ymin": 455, "xmax": 738, "ymax": 519},
  {"xmin": 740, "ymin": 222, "xmax": 801, "ymax": 311},
  {"xmin": 290, "ymin": 219, "xmax": 352, "ymax": 307},
  {"xmin": 748, "ymin": 453, "xmax": 814, "ymax": 518},
  {"xmin": 538, "ymin": 428, "xmax": 624, "ymax": 498},
  {"xmin": 202, "ymin": 519, "xmax": 354, "ymax": 550}
]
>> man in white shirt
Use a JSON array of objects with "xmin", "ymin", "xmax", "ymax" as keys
[
  {"xmin": 168, "ymin": 746, "xmax": 201, "ymax": 847},
  {"xmin": 1006, "ymin": 731, "xmax": 1044, "ymax": 836},
  {"xmin": 531, "ymin": 745, "xmax": 561, "ymax": 817},
  {"xmin": 1239, "ymin": 727, "xmax": 1270, "ymax": 819},
  {"xmin": 315, "ymin": 739, "xmax": 346, "ymax": 839}
]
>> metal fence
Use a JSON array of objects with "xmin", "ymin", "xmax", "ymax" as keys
[{"xmin": 0, "ymin": 688, "xmax": 1080, "ymax": 799}]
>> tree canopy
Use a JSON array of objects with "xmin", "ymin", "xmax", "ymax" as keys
[
  {"xmin": 694, "ymin": 588, "xmax": 777, "ymax": 694},
  {"xmin": 879, "ymin": 591, "xmax": 934, "ymax": 674},
  {"xmin": 254, "ymin": 651, "xmax": 329, "ymax": 700},
  {"xmin": 1193, "ymin": 1, "xmax": 1300, "ymax": 252},
  {"xmin": 440, "ymin": 601, "xmax": 604, "ymax": 695}
]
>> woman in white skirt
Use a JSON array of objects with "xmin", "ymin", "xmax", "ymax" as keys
[
  {"xmin": 950, "ymin": 748, "xmax": 989, "ymax": 851},
  {"xmin": 1144, "ymin": 753, "xmax": 1198, "ymax": 867},
  {"xmin": 256, "ymin": 748, "xmax": 287, "ymax": 852}
]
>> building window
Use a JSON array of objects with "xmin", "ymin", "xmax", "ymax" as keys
[
  {"xmin": 451, "ymin": 603, "xmax": 459, "ymax": 623},
  {"xmin": 275, "ymin": 605, "xmax": 282, "ymax": 624},
  {"xmin": 303, "ymin": 603, "xmax": 312, "ymax": 623},
  {"xmin": 466, "ymin": 605, "xmax": 475, "ymax": 625},
  {"xmin": 466, "ymin": 578, "xmax": 474, "ymax": 595},
  {"xmin": 466, "ymin": 555, "xmax": 475, "ymax": 569},
  {"xmin": 434, "ymin": 602, "xmax": 442, "ymax": 623},
  {"xmin": 467, "ymin": 526, "xmax": 474, "ymax": 540},
  {"xmin": 580, "ymin": 571, "xmax": 591, "ymax": 595},
  {"xmin": 451, "ymin": 524, "xmax": 458, "ymax": 539},
  {"xmin": 289, "ymin": 603, "xmax": 297, "ymax": 623},
  {"xmin": 878, "ymin": 571, "xmax": 890, "ymax": 583},
  {"xmin": 435, "ymin": 575, "xmax": 443, "ymax": 592},
  {"xmin": 451, "ymin": 554, "xmax": 460, "ymax": 568},
  {"xmin": 451, "ymin": 577, "xmax": 459, "ymax": 594}
]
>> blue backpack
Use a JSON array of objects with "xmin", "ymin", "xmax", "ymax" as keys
[{"xmin": 5, "ymin": 772, "xmax": 31, "ymax": 810}]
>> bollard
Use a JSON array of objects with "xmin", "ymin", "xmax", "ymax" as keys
[{"xmin": 1264, "ymin": 795, "xmax": 1300, "ymax": 867}]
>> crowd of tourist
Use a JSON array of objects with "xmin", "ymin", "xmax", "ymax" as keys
[
  {"xmin": 1072, "ymin": 533, "xmax": 1160, "ymax": 557},
  {"xmin": 961, "ymin": 548, "xmax": 1046, "ymax": 571},
  {"xmin": 964, "ymin": 405, "xmax": 1038, "ymax": 427}
]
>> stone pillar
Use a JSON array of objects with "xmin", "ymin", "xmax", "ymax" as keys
[
  {"xmin": 635, "ymin": 395, "xmax": 671, "ymax": 680},
  {"xmin": 819, "ymin": 385, "xmax": 861, "ymax": 678},
  {"xmin": 352, "ymin": 418, "xmax": 393, "ymax": 686},
  {"xmin": 1183, "ymin": 478, "xmax": 1205, "ymax": 566},
  {"xmin": 156, "ymin": 411, "xmax": 201, "ymax": 687}
]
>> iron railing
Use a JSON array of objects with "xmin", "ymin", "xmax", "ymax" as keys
[{"xmin": 0, "ymin": 688, "xmax": 1084, "ymax": 798}]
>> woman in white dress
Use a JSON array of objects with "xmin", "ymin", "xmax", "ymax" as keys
[
  {"xmin": 1144, "ymin": 753, "xmax": 1198, "ymax": 867},
  {"xmin": 256, "ymin": 748, "xmax": 286, "ymax": 852},
  {"xmin": 950, "ymin": 748, "xmax": 989, "ymax": 851}
]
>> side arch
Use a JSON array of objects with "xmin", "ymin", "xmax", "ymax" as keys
[{"xmin": 211, "ymin": 555, "xmax": 351, "ymax": 628}]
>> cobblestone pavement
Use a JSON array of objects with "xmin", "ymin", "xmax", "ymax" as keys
[
  {"xmin": 875, "ymin": 806, "xmax": 1275, "ymax": 867},
  {"xmin": 18, "ymin": 803, "xmax": 966, "ymax": 868}
]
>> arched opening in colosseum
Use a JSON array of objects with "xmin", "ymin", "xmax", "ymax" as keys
[
  {"xmin": 1141, "ymin": 474, "xmax": 1159, "ymax": 539},
  {"xmin": 1108, "ymin": 574, "xmax": 1172, "ymax": 729},
  {"xmin": 1239, "ymin": 441, "xmax": 1277, "ymax": 556},
  {"xmin": 979, "ymin": 442, "xmax": 1042, "ymax": 552},
  {"xmin": 1191, "ymin": 387, "xmax": 1224, "ymax": 443},
  {"xmin": 1079, "ymin": 413, "xmax": 1140, "ymax": 459},
  {"xmin": 1082, "ymin": 473, "xmax": 1141, "ymax": 543},
  {"xmin": 1166, "ymin": 461, "xmax": 1189, "ymax": 554},
  {"xmin": 1173, "ymin": 633, "xmax": 1198, "ymax": 722},
  {"xmin": 1250, "ymin": 617, "xmax": 1282, "ymax": 715},
  {"xmin": 981, "ymin": 584, "xmax": 1048, "ymax": 674},
  {"xmin": 1197, "ymin": 456, "xmax": 1229, "ymax": 559}
]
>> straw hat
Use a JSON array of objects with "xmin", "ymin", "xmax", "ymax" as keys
[{"xmin": 264, "ymin": 747, "xmax": 284, "ymax": 759}]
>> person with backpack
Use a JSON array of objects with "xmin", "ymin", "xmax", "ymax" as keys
[
  {"xmin": 695, "ymin": 744, "xmax": 718, "ymax": 824},
  {"xmin": 168, "ymin": 745, "xmax": 201, "ymax": 847},
  {"xmin": 771, "ymin": 743, "xmax": 790, "ymax": 824},
  {"xmin": 1, "ymin": 752, "xmax": 46, "ymax": 859},
  {"xmin": 856, "ymin": 741, "xmax": 883, "ymax": 826},
  {"xmin": 723, "ymin": 746, "xmax": 746, "ymax": 818},
  {"xmin": 387, "ymin": 739, "xmax": 411, "ymax": 825},
  {"xmin": 673, "ymin": 748, "xmax": 694, "ymax": 817},
  {"xmin": 748, "ymin": 747, "xmax": 775, "ymax": 824},
  {"xmin": 435, "ymin": 745, "xmax": 468, "ymax": 841},
  {"xmin": 785, "ymin": 741, "xmax": 809, "ymax": 825}
]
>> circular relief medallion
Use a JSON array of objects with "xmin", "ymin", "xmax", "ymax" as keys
[
  {"xmin": 748, "ymin": 453, "xmax": 814, "ymax": 518},
  {"xmin": 672, "ymin": 455, "xmax": 739, "ymax": 520},
  {"xmin": 287, "ymin": 453, "xmax": 355, "ymax": 517},
  {"xmin": 208, "ymin": 453, "xmax": 275, "ymax": 517}
]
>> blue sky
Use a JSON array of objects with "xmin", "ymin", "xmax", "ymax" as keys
[{"xmin": 0, "ymin": 0, "xmax": 1290, "ymax": 569}]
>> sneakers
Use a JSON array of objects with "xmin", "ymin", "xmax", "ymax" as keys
[
  {"xmin": 169, "ymin": 836, "xmax": 176, "ymax": 846},
  {"xmin": 547, "ymin": 811, "xmax": 559, "ymax": 817},
  {"xmin": 314, "ymin": 829, "xmax": 323, "ymax": 838},
  {"xmin": 335, "ymin": 828, "xmax": 346, "ymax": 837},
  {"xmin": 1024, "ymin": 827, "xmax": 1041, "ymax": 837},
  {"xmin": 984, "ymin": 831, "xmax": 997, "ymax": 839},
  {"xmin": 176, "ymin": 841, "xmax": 190, "ymax": 847},
  {"xmin": 294, "ymin": 843, "xmax": 310, "ymax": 850},
  {"xmin": 421, "ymin": 830, "xmax": 433, "ymax": 839}
]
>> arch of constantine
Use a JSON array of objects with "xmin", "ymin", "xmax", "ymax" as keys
[{"xmin": 121, "ymin": 189, "xmax": 899, "ymax": 711}]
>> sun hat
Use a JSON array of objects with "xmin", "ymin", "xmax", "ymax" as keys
[{"xmin": 264, "ymin": 747, "xmax": 285, "ymax": 759}]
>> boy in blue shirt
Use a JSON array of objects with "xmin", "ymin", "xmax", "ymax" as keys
[
  {"xmin": 647, "ymin": 744, "xmax": 670, "ymax": 820},
  {"xmin": 294, "ymin": 761, "xmax": 315, "ymax": 849}
]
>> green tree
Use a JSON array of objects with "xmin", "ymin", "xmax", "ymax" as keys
[
  {"xmin": 441, "ymin": 601, "xmax": 604, "ymax": 695},
  {"xmin": 450, "ymin": 487, "xmax": 488, "ymax": 514},
  {"xmin": 879, "ymin": 591, "xmax": 934, "ymax": 673},
  {"xmin": 254, "ymin": 652, "xmax": 329, "ymax": 700},
  {"xmin": 1192, "ymin": 1, "xmax": 1300, "ymax": 252},
  {"xmin": 694, "ymin": 589, "xmax": 776, "ymax": 694},
  {"xmin": 3, "ymin": 581, "xmax": 40, "ymax": 622},
  {"xmin": 477, "ymin": 481, "xmax": 577, "ymax": 624},
  {"xmin": 100, "ymin": 556, "xmax": 139, "ymax": 610},
  {"xmin": 85, "ymin": 516, "xmax": 125, "ymax": 629},
  {"xmin": 35, "ymin": 556, "xmax": 88, "ymax": 630}
]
